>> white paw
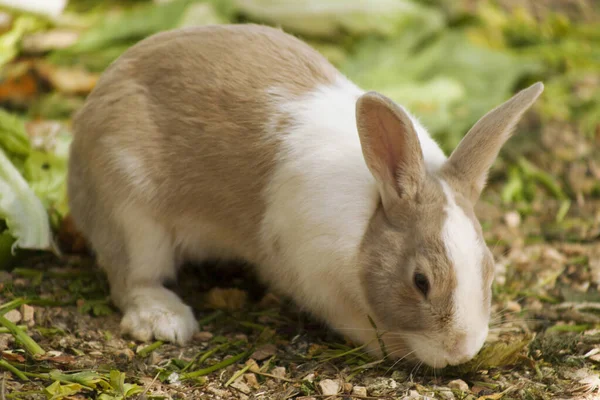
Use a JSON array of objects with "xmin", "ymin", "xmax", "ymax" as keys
[{"xmin": 120, "ymin": 287, "xmax": 197, "ymax": 345}]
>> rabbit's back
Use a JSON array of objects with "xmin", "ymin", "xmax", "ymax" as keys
[{"xmin": 69, "ymin": 24, "xmax": 340, "ymax": 263}]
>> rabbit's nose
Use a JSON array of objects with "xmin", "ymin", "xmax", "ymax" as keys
[{"xmin": 444, "ymin": 333, "xmax": 478, "ymax": 365}]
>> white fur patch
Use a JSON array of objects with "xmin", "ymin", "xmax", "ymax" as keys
[
  {"xmin": 259, "ymin": 76, "xmax": 453, "ymax": 349},
  {"xmin": 440, "ymin": 180, "xmax": 488, "ymax": 351},
  {"xmin": 103, "ymin": 137, "xmax": 155, "ymax": 195}
]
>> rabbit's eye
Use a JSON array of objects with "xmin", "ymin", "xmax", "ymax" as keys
[{"xmin": 414, "ymin": 273, "xmax": 430, "ymax": 297}]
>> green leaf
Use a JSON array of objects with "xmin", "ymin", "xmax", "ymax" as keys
[
  {"xmin": 0, "ymin": 15, "xmax": 47, "ymax": 67},
  {"xmin": 44, "ymin": 380, "xmax": 87, "ymax": 400},
  {"xmin": 343, "ymin": 30, "xmax": 541, "ymax": 151},
  {"xmin": 48, "ymin": 370, "xmax": 110, "ymax": 389},
  {"xmin": 0, "ymin": 146, "xmax": 53, "ymax": 254},
  {"xmin": 65, "ymin": 0, "xmax": 195, "ymax": 54},
  {"xmin": 0, "ymin": 230, "xmax": 15, "ymax": 270},
  {"xmin": 0, "ymin": 109, "xmax": 31, "ymax": 160},
  {"xmin": 233, "ymin": 0, "xmax": 445, "ymax": 38}
]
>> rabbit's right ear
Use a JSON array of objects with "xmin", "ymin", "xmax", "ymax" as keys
[
  {"xmin": 356, "ymin": 92, "xmax": 425, "ymax": 214},
  {"xmin": 442, "ymin": 82, "xmax": 544, "ymax": 203}
]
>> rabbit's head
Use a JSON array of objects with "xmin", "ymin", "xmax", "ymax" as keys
[{"xmin": 355, "ymin": 83, "xmax": 544, "ymax": 368}]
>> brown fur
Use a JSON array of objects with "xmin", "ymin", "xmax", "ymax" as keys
[{"xmin": 68, "ymin": 24, "xmax": 338, "ymax": 305}]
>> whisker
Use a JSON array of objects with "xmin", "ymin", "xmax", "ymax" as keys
[{"xmin": 384, "ymin": 349, "xmax": 416, "ymax": 375}]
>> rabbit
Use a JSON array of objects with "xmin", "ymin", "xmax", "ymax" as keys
[{"xmin": 67, "ymin": 23, "xmax": 543, "ymax": 368}]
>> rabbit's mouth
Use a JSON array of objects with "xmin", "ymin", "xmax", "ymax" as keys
[{"xmin": 403, "ymin": 325, "xmax": 488, "ymax": 369}]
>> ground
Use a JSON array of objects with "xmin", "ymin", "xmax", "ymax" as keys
[
  {"xmin": 2, "ymin": 121, "xmax": 600, "ymax": 399},
  {"xmin": 1, "ymin": 1, "xmax": 600, "ymax": 399}
]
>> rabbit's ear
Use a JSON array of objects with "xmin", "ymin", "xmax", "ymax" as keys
[
  {"xmin": 356, "ymin": 91, "xmax": 425, "ymax": 213},
  {"xmin": 443, "ymin": 82, "xmax": 544, "ymax": 203}
]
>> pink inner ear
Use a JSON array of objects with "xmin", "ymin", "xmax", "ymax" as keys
[
  {"xmin": 372, "ymin": 107, "xmax": 411, "ymax": 191},
  {"xmin": 357, "ymin": 92, "xmax": 424, "ymax": 202}
]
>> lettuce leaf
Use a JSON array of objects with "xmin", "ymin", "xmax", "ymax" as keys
[
  {"xmin": 234, "ymin": 0, "xmax": 444, "ymax": 38},
  {"xmin": 0, "ymin": 111, "xmax": 57, "ymax": 264},
  {"xmin": 0, "ymin": 146, "xmax": 53, "ymax": 253}
]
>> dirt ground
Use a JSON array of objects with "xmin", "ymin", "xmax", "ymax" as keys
[
  {"xmin": 2, "ymin": 114, "xmax": 600, "ymax": 399},
  {"xmin": 1, "ymin": 1, "xmax": 600, "ymax": 399}
]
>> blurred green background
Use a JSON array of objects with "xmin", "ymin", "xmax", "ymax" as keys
[{"xmin": 0, "ymin": 0, "xmax": 599, "ymax": 264}]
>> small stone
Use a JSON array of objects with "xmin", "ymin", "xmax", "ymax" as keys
[
  {"xmin": 251, "ymin": 344, "xmax": 277, "ymax": 361},
  {"xmin": 402, "ymin": 390, "xmax": 421, "ymax": 400},
  {"xmin": 13, "ymin": 278, "xmax": 28, "ymax": 287},
  {"xmin": 244, "ymin": 373, "xmax": 259, "ymax": 388},
  {"xmin": 113, "ymin": 347, "xmax": 134, "ymax": 361},
  {"xmin": 271, "ymin": 366, "xmax": 286, "ymax": 378},
  {"xmin": 20, "ymin": 304, "xmax": 35, "ymax": 326},
  {"xmin": 367, "ymin": 377, "xmax": 397, "ymax": 396},
  {"xmin": 504, "ymin": 211, "xmax": 521, "ymax": 228},
  {"xmin": 149, "ymin": 351, "xmax": 162, "ymax": 365},
  {"xmin": 343, "ymin": 382, "xmax": 353, "ymax": 393},
  {"xmin": 205, "ymin": 287, "xmax": 247, "ymax": 311},
  {"xmin": 438, "ymin": 388, "xmax": 455, "ymax": 399},
  {"xmin": 505, "ymin": 300, "xmax": 522, "ymax": 313},
  {"xmin": 207, "ymin": 386, "xmax": 230, "ymax": 397},
  {"xmin": 352, "ymin": 386, "xmax": 367, "ymax": 396},
  {"xmin": 245, "ymin": 358, "xmax": 260, "ymax": 372},
  {"xmin": 234, "ymin": 333, "xmax": 248, "ymax": 342},
  {"xmin": 319, "ymin": 379, "xmax": 340, "ymax": 396},
  {"xmin": 391, "ymin": 370, "xmax": 408, "ymax": 381},
  {"xmin": 230, "ymin": 378, "xmax": 251, "ymax": 394},
  {"xmin": 590, "ymin": 354, "xmax": 600, "ymax": 362},
  {"xmin": 0, "ymin": 334, "xmax": 14, "ymax": 350},
  {"xmin": 4, "ymin": 310, "xmax": 22, "ymax": 324},
  {"xmin": 303, "ymin": 373, "xmax": 315, "ymax": 383},
  {"xmin": 194, "ymin": 331, "xmax": 213, "ymax": 342},
  {"xmin": 448, "ymin": 379, "xmax": 469, "ymax": 392}
]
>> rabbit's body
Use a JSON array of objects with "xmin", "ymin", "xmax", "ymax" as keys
[{"xmin": 68, "ymin": 24, "xmax": 543, "ymax": 367}]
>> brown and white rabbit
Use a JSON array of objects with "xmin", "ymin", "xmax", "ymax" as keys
[{"xmin": 67, "ymin": 24, "xmax": 543, "ymax": 368}]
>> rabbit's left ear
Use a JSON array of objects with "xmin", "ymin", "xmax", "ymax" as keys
[{"xmin": 442, "ymin": 82, "xmax": 544, "ymax": 203}]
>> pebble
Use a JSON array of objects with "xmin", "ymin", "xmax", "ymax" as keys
[
  {"xmin": 438, "ymin": 387, "xmax": 455, "ymax": 399},
  {"xmin": 504, "ymin": 211, "xmax": 521, "ymax": 228},
  {"xmin": 271, "ymin": 366, "xmax": 286, "ymax": 379},
  {"xmin": 352, "ymin": 386, "xmax": 367, "ymax": 396},
  {"xmin": 343, "ymin": 382, "xmax": 353, "ymax": 393},
  {"xmin": 21, "ymin": 304, "xmax": 35, "ymax": 326},
  {"xmin": 367, "ymin": 377, "xmax": 397, "ymax": 395},
  {"xmin": 245, "ymin": 358, "xmax": 259, "ymax": 372},
  {"xmin": 0, "ymin": 334, "xmax": 14, "ymax": 350},
  {"xmin": 194, "ymin": 331, "xmax": 213, "ymax": 342},
  {"xmin": 505, "ymin": 300, "xmax": 522, "ymax": 313},
  {"xmin": 207, "ymin": 386, "xmax": 230, "ymax": 397},
  {"xmin": 244, "ymin": 373, "xmax": 259, "ymax": 388},
  {"xmin": 319, "ymin": 379, "xmax": 340, "ymax": 396},
  {"xmin": 251, "ymin": 344, "xmax": 277, "ymax": 361},
  {"xmin": 303, "ymin": 373, "xmax": 315, "ymax": 383},
  {"xmin": 402, "ymin": 390, "xmax": 421, "ymax": 399},
  {"xmin": 234, "ymin": 333, "xmax": 248, "ymax": 342},
  {"xmin": 4, "ymin": 309, "xmax": 22, "ymax": 324},
  {"xmin": 230, "ymin": 378, "xmax": 251, "ymax": 394},
  {"xmin": 113, "ymin": 348, "xmax": 134, "ymax": 361},
  {"xmin": 448, "ymin": 379, "xmax": 469, "ymax": 392}
]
